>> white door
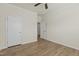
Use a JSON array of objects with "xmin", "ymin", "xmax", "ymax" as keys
[
  {"xmin": 43, "ymin": 23, "xmax": 47, "ymax": 39},
  {"xmin": 7, "ymin": 16, "xmax": 22, "ymax": 47},
  {"xmin": 41, "ymin": 22, "xmax": 47, "ymax": 39}
]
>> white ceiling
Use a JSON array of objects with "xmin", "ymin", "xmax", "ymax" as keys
[{"xmin": 10, "ymin": 3, "xmax": 48, "ymax": 14}]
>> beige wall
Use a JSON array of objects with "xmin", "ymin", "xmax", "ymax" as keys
[
  {"xmin": 0, "ymin": 4, "xmax": 37, "ymax": 50},
  {"xmin": 0, "ymin": 16, "xmax": 7, "ymax": 49},
  {"xmin": 43, "ymin": 3, "xmax": 79, "ymax": 50}
]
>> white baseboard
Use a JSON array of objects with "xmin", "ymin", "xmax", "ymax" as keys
[
  {"xmin": 0, "ymin": 45, "xmax": 7, "ymax": 51},
  {"xmin": 21, "ymin": 39, "xmax": 37, "ymax": 44},
  {"xmin": 43, "ymin": 38, "xmax": 79, "ymax": 50}
]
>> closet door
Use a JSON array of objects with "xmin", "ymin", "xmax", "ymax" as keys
[
  {"xmin": 7, "ymin": 16, "xmax": 22, "ymax": 47},
  {"xmin": 43, "ymin": 23, "xmax": 47, "ymax": 39},
  {"xmin": 41, "ymin": 22, "xmax": 47, "ymax": 39}
]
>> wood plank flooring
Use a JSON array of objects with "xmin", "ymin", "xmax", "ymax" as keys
[{"xmin": 0, "ymin": 39, "xmax": 79, "ymax": 56}]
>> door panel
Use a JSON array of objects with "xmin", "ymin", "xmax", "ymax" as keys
[
  {"xmin": 7, "ymin": 16, "xmax": 22, "ymax": 47},
  {"xmin": 43, "ymin": 23, "xmax": 47, "ymax": 39},
  {"xmin": 41, "ymin": 22, "xmax": 47, "ymax": 39}
]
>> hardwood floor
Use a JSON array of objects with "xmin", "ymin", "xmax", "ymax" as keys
[{"xmin": 0, "ymin": 39, "xmax": 79, "ymax": 56}]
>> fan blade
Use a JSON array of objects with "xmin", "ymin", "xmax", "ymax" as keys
[
  {"xmin": 45, "ymin": 3, "xmax": 48, "ymax": 9},
  {"xmin": 34, "ymin": 3, "xmax": 41, "ymax": 6}
]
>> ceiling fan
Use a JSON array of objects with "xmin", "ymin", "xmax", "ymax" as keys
[{"xmin": 34, "ymin": 3, "xmax": 48, "ymax": 9}]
